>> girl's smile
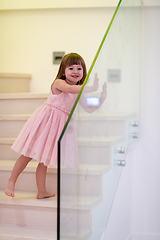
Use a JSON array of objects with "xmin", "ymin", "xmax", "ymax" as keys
[{"xmin": 65, "ymin": 64, "xmax": 83, "ymax": 85}]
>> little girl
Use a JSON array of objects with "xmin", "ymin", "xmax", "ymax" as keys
[
  {"xmin": 5, "ymin": 52, "xmax": 87, "ymax": 199},
  {"xmin": 5, "ymin": 52, "xmax": 106, "ymax": 199}
]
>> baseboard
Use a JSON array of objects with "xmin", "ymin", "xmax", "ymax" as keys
[{"xmin": 130, "ymin": 233, "xmax": 160, "ymax": 240}]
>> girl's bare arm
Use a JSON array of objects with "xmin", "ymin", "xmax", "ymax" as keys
[{"xmin": 52, "ymin": 79, "xmax": 81, "ymax": 94}]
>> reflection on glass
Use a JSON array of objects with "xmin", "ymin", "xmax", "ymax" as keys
[{"xmin": 58, "ymin": 0, "xmax": 142, "ymax": 239}]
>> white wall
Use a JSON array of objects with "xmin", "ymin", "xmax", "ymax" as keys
[
  {"xmin": 104, "ymin": 6, "xmax": 160, "ymax": 240},
  {"xmin": 132, "ymin": 6, "xmax": 160, "ymax": 239},
  {"xmin": 103, "ymin": 148, "xmax": 134, "ymax": 240},
  {"xmin": 0, "ymin": 7, "xmax": 115, "ymax": 92}
]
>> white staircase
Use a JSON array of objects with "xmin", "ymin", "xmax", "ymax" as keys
[
  {"xmin": 0, "ymin": 93, "xmax": 135, "ymax": 240},
  {"xmin": 0, "ymin": 73, "xmax": 31, "ymax": 94}
]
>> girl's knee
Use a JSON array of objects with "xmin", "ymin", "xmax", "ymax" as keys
[
  {"xmin": 21, "ymin": 155, "xmax": 32, "ymax": 162},
  {"xmin": 38, "ymin": 162, "xmax": 47, "ymax": 168}
]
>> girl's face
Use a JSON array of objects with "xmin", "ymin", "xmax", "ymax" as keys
[{"xmin": 64, "ymin": 64, "xmax": 83, "ymax": 85}]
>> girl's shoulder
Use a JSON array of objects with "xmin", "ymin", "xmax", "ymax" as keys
[
  {"xmin": 51, "ymin": 79, "xmax": 65, "ymax": 95},
  {"xmin": 53, "ymin": 79, "xmax": 64, "ymax": 85},
  {"xmin": 52, "ymin": 79, "xmax": 66, "ymax": 87},
  {"xmin": 52, "ymin": 78, "xmax": 70, "ymax": 93}
]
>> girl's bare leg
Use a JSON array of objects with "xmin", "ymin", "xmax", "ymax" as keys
[
  {"xmin": 5, "ymin": 155, "xmax": 32, "ymax": 197},
  {"xmin": 36, "ymin": 163, "xmax": 55, "ymax": 199}
]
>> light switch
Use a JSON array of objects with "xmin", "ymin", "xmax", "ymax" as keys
[
  {"xmin": 108, "ymin": 69, "xmax": 121, "ymax": 82},
  {"xmin": 53, "ymin": 52, "xmax": 65, "ymax": 64}
]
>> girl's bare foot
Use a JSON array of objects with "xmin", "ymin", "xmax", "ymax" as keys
[
  {"xmin": 5, "ymin": 180, "xmax": 15, "ymax": 197},
  {"xmin": 37, "ymin": 191, "xmax": 55, "ymax": 199}
]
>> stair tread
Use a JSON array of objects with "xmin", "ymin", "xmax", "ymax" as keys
[
  {"xmin": 78, "ymin": 135, "xmax": 123, "ymax": 141},
  {"xmin": 0, "ymin": 191, "xmax": 101, "ymax": 210},
  {"xmin": 0, "ymin": 114, "xmax": 30, "ymax": 121},
  {"xmin": 0, "ymin": 159, "xmax": 110, "ymax": 175},
  {"xmin": 0, "ymin": 137, "xmax": 16, "ymax": 144},
  {"xmin": 77, "ymin": 112, "xmax": 136, "ymax": 120},
  {"xmin": 0, "ymin": 92, "xmax": 48, "ymax": 100},
  {"xmin": 0, "ymin": 191, "xmax": 56, "ymax": 208},
  {"xmin": 0, "ymin": 73, "xmax": 32, "ymax": 79},
  {"xmin": 78, "ymin": 135, "xmax": 125, "ymax": 146},
  {"xmin": 0, "ymin": 112, "xmax": 136, "ymax": 122},
  {"xmin": 0, "ymin": 135, "xmax": 125, "ymax": 144},
  {"xmin": 0, "ymin": 159, "xmax": 56, "ymax": 173}
]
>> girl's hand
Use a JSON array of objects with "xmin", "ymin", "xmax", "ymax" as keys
[
  {"xmin": 79, "ymin": 81, "xmax": 107, "ymax": 113},
  {"xmin": 93, "ymin": 73, "xmax": 99, "ymax": 91},
  {"xmin": 100, "ymin": 82, "xmax": 107, "ymax": 104},
  {"xmin": 83, "ymin": 73, "xmax": 99, "ymax": 93}
]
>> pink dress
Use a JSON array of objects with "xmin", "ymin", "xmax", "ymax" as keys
[{"xmin": 11, "ymin": 90, "xmax": 78, "ymax": 168}]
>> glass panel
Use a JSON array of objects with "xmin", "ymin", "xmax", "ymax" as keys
[{"xmin": 58, "ymin": 0, "xmax": 142, "ymax": 239}]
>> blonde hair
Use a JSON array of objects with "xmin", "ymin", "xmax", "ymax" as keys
[{"xmin": 55, "ymin": 53, "xmax": 87, "ymax": 85}]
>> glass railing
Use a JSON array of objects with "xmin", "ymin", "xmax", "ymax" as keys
[{"xmin": 57, "ymin": 0, "xmax": 142, "ymax": 239}]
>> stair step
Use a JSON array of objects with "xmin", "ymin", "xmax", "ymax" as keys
[
  {"xmin": 0, "ymin": 160, "xmax": 109, "ymax": 175},
  {"xmin": 0, "ymin": 73, "xmax": 31, "ymax": 94},
  {"xmin": 0, "ymin": 113, "xmax": 134, "ymax": 138},
  {"xmin": 78, "ymin": 135, "xmax": 125, "ymax": 146},
  {"xmin": 0, "ymin": 115, "xmax": 29, "ymax": 138},
  {"xmin": 0, "ymin": 191, "xmax": 101, "ymax": 210},
  {"xmin": 0, "ymin": 93, "xmax": 48, "ymax": 114},
  {"xmin": 0, "ymin": 224, "xmax": 56, "ymax": 240},
  {"xmin": 0, "ymin": 224, "xmax": 91, "ymax": 240},
  {"xmin": 0, "ymin": 191, "xmax": 100, "ymax": 239},
  {"xmin": 78, "ymin": 136, "xmax": 124, "ymax": 165},
  {"xmin": 0, "ymin": 136, "xmax": 124, "ymax": 165},
  {"xmin": 0, "ymin": 191, "xmax": 56, "ymax": 230},
  {"xmin": 0, "ymin": 191, "xmax": 56, "ymax": 207},
  {"xmin": 0, "ymin": 160, "xmax": 109, "ymax": 196},
  {"xmin": 0, "ymin": 160, "xmax": 57, "ymax": 194},
  {"xmin": 76, "ymin": 112, "xmax": 135, "ymax": 138}
]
